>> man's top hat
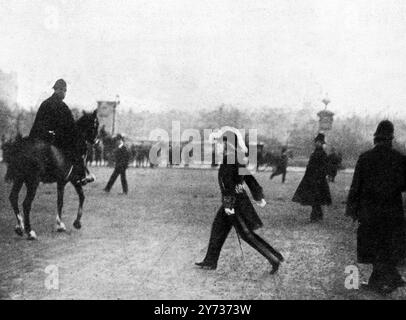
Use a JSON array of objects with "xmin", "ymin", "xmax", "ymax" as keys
[
  {"xmin": 374, "ymin": 120, "xmax": 394, "ymax": 140},
  {"xmin": 53, "ymin": 79, "xmax": 67, "ymax": 90},
  {"xmin": 314, "ymin": 133, "xmax": 326, "ymax": 144}
]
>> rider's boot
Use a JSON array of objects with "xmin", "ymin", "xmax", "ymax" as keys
[
  {"xmin": 78, "ymin": 159, "xmax": 96, "ymax": 186},
  {"xmin": 67, "ymin": 159, "xmax": 95, "ymax": 186}
]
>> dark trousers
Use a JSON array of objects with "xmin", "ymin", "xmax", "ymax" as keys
[
  {"xmin": 105, "ymin": 167, "xmax": 128, "ymax": 193},
  {"xmin": 202, "ymin": 208, "xmax": 283, "ymax": 266},
  {"xmin": 328, "ymin": 170, "xmax": 337, "ymax": 182},
  {"xmin": 270, "ymin": 167, "xmax": 287, "ymax": 183},
  {"xmin": 311, "ymin": 205, "xmax": 323, "ymax": 221}
]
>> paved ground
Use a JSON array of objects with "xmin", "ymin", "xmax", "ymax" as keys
[{"xmin": 0, "ymin": 164, "xmax": 405, "ymax": 300}]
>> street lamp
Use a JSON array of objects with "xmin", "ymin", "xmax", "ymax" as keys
[
  {"xmin": 317, "ymin": 95, "xmax": 334, "ymax": 133},
  {"xmin": 322, "ymin": 97, "xmax": 331, "ymax": 110}
]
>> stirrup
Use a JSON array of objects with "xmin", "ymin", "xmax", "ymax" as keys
[{"xmin": 80, "ymin": 173, "xmax": 96, "ymax": 186}]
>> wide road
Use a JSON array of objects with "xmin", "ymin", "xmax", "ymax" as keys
[{"xmin": 0, "ymin": 164, "xmax": 405, "ymax": 299}]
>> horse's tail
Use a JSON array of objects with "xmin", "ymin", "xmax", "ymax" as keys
[
  {"xmin": 3, "ymin": 137, "xmax": 32, "ymax": 183},
  {"xmin": 3, "ymin": 140, "xmax": 19, "ymax": 182}
]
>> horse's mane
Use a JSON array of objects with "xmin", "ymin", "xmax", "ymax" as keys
[{"xmin": 76, "ymin": 112, "xmax": 94, "ymax": 131}]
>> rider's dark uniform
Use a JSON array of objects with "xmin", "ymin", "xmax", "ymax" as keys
[
  {"xmin": 29, "ymin": 80, "xmax": 86, "ymax": 183},
  {"xmin": 29, "ymin": 93, "xmax": 81, "ymax": 160}
]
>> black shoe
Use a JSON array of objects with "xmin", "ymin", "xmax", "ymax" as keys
[
  {"xmin": 80, "ymin": 173, "xmax": 96, "ymax": 186},
  {"xmin": 270, "ymin": 261, "xmax": 280, "ymax": 275},
  {"xmin": 276, "ymin": 252, "xmax": 284, "ymax": 263},
  {"xmin": 195, "ymin": 261, "xmax": 217, "ymax": 270}
]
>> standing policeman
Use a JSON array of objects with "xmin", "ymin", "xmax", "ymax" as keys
[
  {"xmin": 346, "ymin": 120, "xmax": 406, "ymax": 294},
  {"xmin": 104, "ymin": 134, "xmax": 130, "ymax": 194}
]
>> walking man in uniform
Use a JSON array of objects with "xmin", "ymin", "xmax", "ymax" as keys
[{"xmin": 196, "ymin": 127, "xmax": 284, "ymax": 274}]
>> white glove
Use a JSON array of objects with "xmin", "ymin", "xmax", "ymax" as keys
[
  {"xmin": 256, "ymin": 199, "xmax": 266, "ymax": 208},
  {"xmin": 225, "ymin": 208, "xmax": 235, "ymax": 216}
]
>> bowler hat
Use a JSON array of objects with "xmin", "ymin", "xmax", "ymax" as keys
[{"xmin": 374, "ymin": 120, "xmax": 394, "ymax": 140}]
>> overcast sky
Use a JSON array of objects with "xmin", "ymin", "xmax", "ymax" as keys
[{"xmin": 1, "ymin": 0, "xmax": 406, "ymax": 116}]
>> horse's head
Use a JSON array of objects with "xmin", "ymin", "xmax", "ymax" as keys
[{"xmin": 76, "ymin": 110, "xmax": 99, "ymax": 145}]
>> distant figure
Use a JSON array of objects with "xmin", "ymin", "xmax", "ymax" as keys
[
  {"xmin": 129, "ymin": 144, "xmax": 137, "ymax": 167},
  {"xmin": 135, "ymin": 144, "xmax": 149, "ymax": 168},
  {"xmin": 167, "ymin": 143, "xmax": 173, "ymax": 167},
  {"xmin": 327, "ymin": 147, "xmax": 342, "ymax": 182},
  {"xmin": 292, "ymin": 133, "xmax": 331, "ymax": 222},
  {"xmin": 94, "ymin": 140, "xmax": 103, "ymax": 166},
  {"xmin": 104, "ymin": 134, "xmax": 130, "ymax": 194},
  {"xmin": 270, "ymin": 146, "xmax": 289, "ymax": 183},
  {"xmin": 1, "ymin": 135, "xmax": 6, "ymax": 162},
  {"xmin": 86, "ymin": 142, "xmax": 94, "ymax": 166},
  {"xmin": 346, "ymin": 120, "xmax": 406, "ymax": 295}
]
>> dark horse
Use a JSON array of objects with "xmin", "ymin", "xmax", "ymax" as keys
[{"xmin": 4, "ymin": 110, "xmax": 99, "ymax": 240}]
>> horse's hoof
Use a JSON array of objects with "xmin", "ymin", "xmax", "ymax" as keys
[
  {"xmin": 27, "ymin": 231, "xmax": 37, "ymax": 241},
  {"xmin": 73, "ymin": 220, "xmax": 81, "ymax": 230},
  {"xmin": 56, "ymin": 222, "xmax": 67, "ymax": 232},
  {"xmin": 14, "ymin": 226, "xmax": 24, "ymax": 237}
]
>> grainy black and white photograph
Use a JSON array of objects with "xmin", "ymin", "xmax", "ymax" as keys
[{"xmin": 1, "ymin": 0, "xmax": 406, "ymax": 304}]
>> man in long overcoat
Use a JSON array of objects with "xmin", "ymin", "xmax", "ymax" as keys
[
  {"xmin": 346, "ymin": 120, "xmax": 406, "ymax": 294},
  {"xmin": 292, "ymin": 133, "xmax": 331, "ymax": 222}
]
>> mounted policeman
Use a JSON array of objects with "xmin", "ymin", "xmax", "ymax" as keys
[
  {"xmin": 5, "ymin": 79, "xmax": 99, "ymax": 240},
  {"xmin": 29, "ymin": 79, "xmax": 94, "ymax": 185}
]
